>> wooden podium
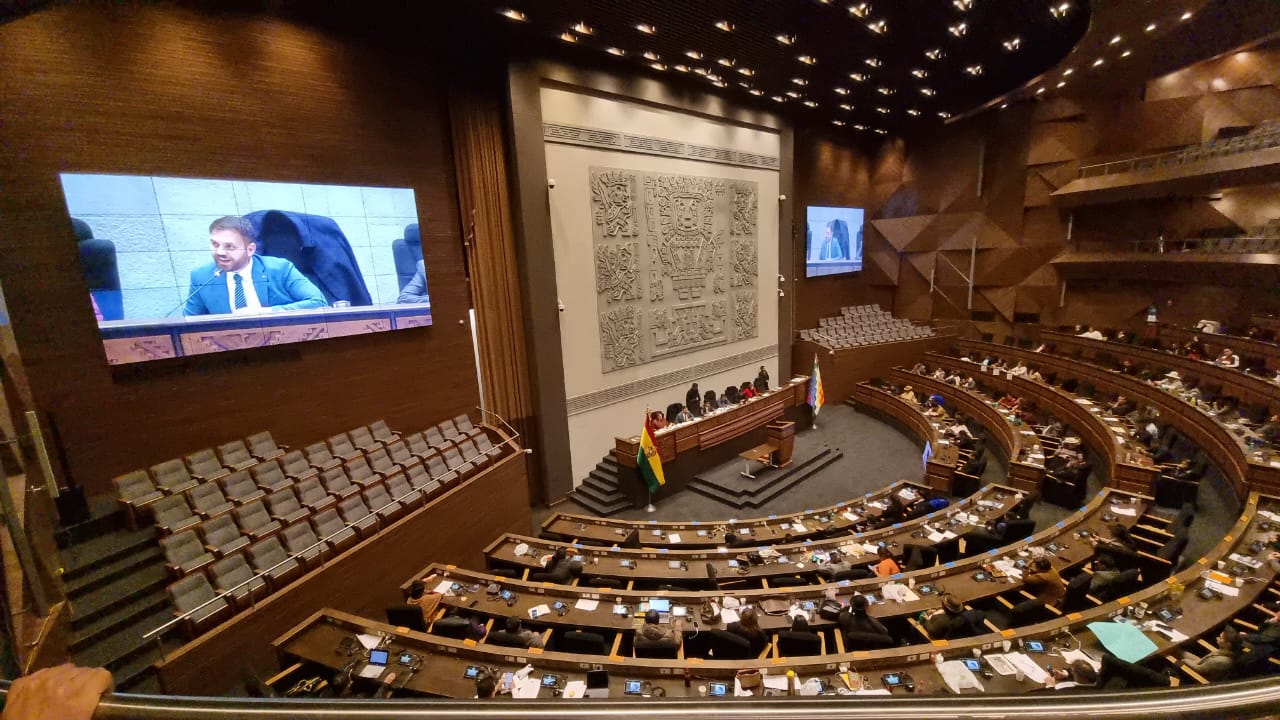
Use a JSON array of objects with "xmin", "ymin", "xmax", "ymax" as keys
[{"xmin": 767, "ymin": 421, "xmax": 796, "ymax": 468}]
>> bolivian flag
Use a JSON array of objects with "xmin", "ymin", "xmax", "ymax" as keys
[
  {"xmin": 637, "ymin": 413, "xmax": 665, "ymax": 494},
  {"xmin": 808, "ymin": 353, "xmax": 825, "ymax": 416}
]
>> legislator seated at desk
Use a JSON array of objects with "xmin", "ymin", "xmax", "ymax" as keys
[
  {"xmin": 184, "ymin": 216, "xmax": 327, "ymax": 316},
  {"xmin": 397, "ymin": 260, "xmax": 430, "ymax": 304}
]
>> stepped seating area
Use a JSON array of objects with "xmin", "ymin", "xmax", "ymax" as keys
[
  {"xmin": 800, "ymin": 304, "xmax": 933, "ymax": 350},
  {"xmin": 1079, "ymin": 118, "xmax": 1280, "ymax": 178},
  {"xmin": 143, "ymin": 414, "xmax": 502, "ymax": 639}
]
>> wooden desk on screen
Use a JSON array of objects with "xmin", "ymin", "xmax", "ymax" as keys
[
  {"xmin": 612, "ymin": 379, "xmax": 809, "ymax": 507},
  {"xmin": 98, "ymin": 303, "xmax": 433, "ymax": 364},
  {"xmin": 849, "ymin": 383, "xmax": 958, "ymax": 492}
]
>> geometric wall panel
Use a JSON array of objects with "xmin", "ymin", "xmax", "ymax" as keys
[{"xmin": 871, "ymin": 215, "xmax": 934, "ymax": 251}]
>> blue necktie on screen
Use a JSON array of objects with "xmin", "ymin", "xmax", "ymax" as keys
[{"xmin": 233, "ymin": 274, "xmax": 247, "ymax": 310}]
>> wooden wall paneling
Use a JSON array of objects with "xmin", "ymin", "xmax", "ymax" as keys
[
  {"xmin": 0, "ymin": 4, "xmax": 486, "ymax": 495},
  {"xmin": 156, "ymin": 453, "xmax": 531, "ymax": 696}
]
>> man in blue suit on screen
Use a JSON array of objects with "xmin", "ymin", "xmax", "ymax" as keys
[{"xmin": 183, "ymin": 216, "xmax": 327, "ymax": 316}]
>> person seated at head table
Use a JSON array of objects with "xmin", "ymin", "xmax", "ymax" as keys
[
  {"xmin": 635, "ymin": 609, "xmax": 683, "ymax": 648},
  {"xmin": 1023, "ymin": 557, "xmax": 1065, "ymax": 608},
  {"xmin": 1216, "ymin": 347, "xmax": 1241, "ymax": 368},
  {"xmin": 702, "ymin": 389, "xmax": 719, "ymax": 416},
  {"xmin": 1181, "ymin": 626, "xmax": 1243, "ymax": 681},
  {"xmin": 754, "ymin": 365, "xmax": 770, "ymax": 393},
  {"xmin": 685, "ymin": 383, "xmax": 701, "ymax": 417},
  {"xmin": 674, "ymin": 407, "xmax": 695, "ymax": 423},
  {"xmin": 726, "ymin": 606, "xmax": 769, "ymax": 656},
  {"xmin": 997, "ymin": 392, "xmax": 1021, "ymax": 413},
  {"xmin": 738, "ymin": 381, "xmax": 757, "ymax": 400},
  {"xmin": 898, "ymin": 385, "xmax": 918, "ymax": 404},
  {"xmin": 718, "ymin": 392, "xmax": 731, "ymax": 408},
  {"xmin": 396, "ymin": 260, "xmax": 430, "ymax": 304},
  {"xmin": 649, "ymin": 410, "xmax": 668, "ymax": 430},
  {"xmin": 183, "ymin": 215, "xmax": 327, "ymax": 316}
]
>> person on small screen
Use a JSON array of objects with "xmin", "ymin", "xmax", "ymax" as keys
[
  {"xmin": 819, "ymin": 218, "xmax": 850, "ymax": 260},
  {"xmin": 397, "ymin": 260, "xmax": 431, "ymax": 304},
  {"xmin": 183, "ymin": 216, "xmax": 327, "ymax": 316}
]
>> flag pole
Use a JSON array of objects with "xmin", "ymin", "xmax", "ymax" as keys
[{"xmin": 644, "ymin": 407, "xmax": 656, "ymax": 513}]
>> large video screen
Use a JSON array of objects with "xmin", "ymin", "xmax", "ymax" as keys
[
  {"xmin": 61, "ymin": 173, "xmax": 433, "ymax": 365},
  {"xmin": 805, "ymin": 205, "xmax": 864, "ymax": 278}
]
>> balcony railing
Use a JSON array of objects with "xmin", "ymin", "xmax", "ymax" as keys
[{"xmin": 1078, "ymin": 120, "xmax": 1280, "ymax": 178}]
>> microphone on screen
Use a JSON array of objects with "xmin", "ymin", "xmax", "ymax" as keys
[{"xmin": 165, "ymin": 269, "xmax": 223, "ymax": 317}]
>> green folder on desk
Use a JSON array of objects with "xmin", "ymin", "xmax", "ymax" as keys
[{"xmin": 1087, "ymin": 620, "xmax": 1158, "ymax": 663}]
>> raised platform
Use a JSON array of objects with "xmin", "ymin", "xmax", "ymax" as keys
[{"xmin": 687, "ymin": 445, "xmax": 843, "ymax": 509}]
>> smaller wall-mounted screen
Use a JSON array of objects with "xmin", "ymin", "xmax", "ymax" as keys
[
  {"xmin": 804, "ymin": 205, "xmax": 864, "ymax": 278},
  {"xmin": 61, "ymin": 173, "xmax": 432, "ymax": 365}
]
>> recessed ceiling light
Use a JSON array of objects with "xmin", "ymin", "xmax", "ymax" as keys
[
  {"xmin": 499, "ymin": 9, "xmax": 527, "ymax": 22},
  {"xmin": 839, "ymin": 103, "xmax": 853, "ymax": 111},
  {"xmin": 693, "ymin": 67, "xmax": 708, "ymax": 75},
  {"xmin": 919, "ymin": 86, "xmax": 936, "ymax": 96},
  {"xmin": 559, "ymin": 32, "xmax": 578, "ymax": 43},
  {"xmin": 803, "ymin": 100, "xmax": 818, "ymax": 108},
  {"xmin": 874, "ymin": 128, "xmax": 888, "ymax": 135},
  {"xmin": 1109, "ymin": 34, "xmax": 1122, "ymax": 45},
  {"xmin": 1180, "ymin": 10, "xmax": 1192, "ymax": 21},
  {"xmin": 1035, "ymin": 87, "xmax": 1046, "ymax": 94},
  {"xmin": 738, "ymin": 81, "xmax": 751, "ymax": 88},
  {"xmin": 953, "ymin": 0, "xmax": 974, "ymax": 10},
  {"xmin": 964, "ymin": 64, "xmax": 983, "ymax": 76},
  {"xmin": 832, "ymin": 119, "xmax": 846, "ymax": 126},
  {"xmin": 650, "ymin": 63, "xmax": 667, "ymax": 71},
  {"xmin": 907, "ymin": 108, "xmax": 921, "ymax": 116},
  {"xmin": 606, "ymin": 47, "xmax": 626, "ymax": 56},
  {"xmin": 1063, "ymin": 68, "xmax": 1074, "ymax": 76},
  {"xmin": 1092, "ymin": 57, "xmax": 1105, "ymax": 67},
  {"xmin": 717, "ymin": 57, "xmax": 734, "ymax": 67},
  {"xmin": 925, "ymin": 48, "xmax": 944, "ymax": 60},
  {"xmin": 849, "ymin": 72, "xmax": 869, "ymax": 82},
  {"xmin": 864, "ymin": 57, "xmax": 882, "ymax": 68},
  {"xmin": 937, "ymin": 111, "xmax": 951, "ymax": 119},
  {"xmin": 571, "ymin": 22, "xmax": 593, "ymax": 35},
  {"xmin": 712, "ymin": 80, "xmax": 727, "ymax": 87},
  {"xmin": 1120, "ymin": 49, "xmax": 1131, "ymax": 58},
  {"xmin": 714, "ymin": 19, "xmax": 734, "ymax": 32},
  {"xmin": 792, "ymin": 77, "xmax": 809, "ymax": 86},
  {"xmin": 1049, "ymin": 2, "xmax": 1071, "ymax": 19},
  {"xmin": 948, "ymin": 21, "xmax": 967, "ymax": 37},
  {"xmin": 834, "ymin": 87, "xmax": 850, "ymax": 96},
  {"xmin": 749, "ymin": 88, "xmax": 763, "ymax": 96},
  {"xmin": 1144, "ymin": 22, "xmax": 1157, "ymax": 32},
  {"xmin": 798, "ymin": 54, "xmax": 817, "ymax": 65},
  {"xmin": 866, "ymin": 19, "xmax": 887, "ymax": 35},
  {"xmin": 1056, "ymin": 81, "xmax": 1066, "ymax": 88},
  {"xmin": 999, "ymin": 102, "xmax": 1008, "ymax": 109},
  {"xmin": 737, "ymin": 67, "xmax": 755, "ymax": 76},
  {"xmin": 854, "ymin": 124, "xmax": 868, "ymax": 130},
  {"xmin": 771, "ymin": 95, "xmax": 786, "ymax": 102},
  {"xmin": 673, "ymin": 64, "xmax": 689, "ymax": 72},
  {"xmin": 911, "ymin": 68, "xmax": 927, "ymax": 79},
  {"xmin": 786, "ymin": 90, "xmax": 801, "ymax": 98},
  {"xmin": 1003, "ymin": 37, "xmax": 1022, "ymax": 52},
  {"xmin": 636, "ymin": 22, "xmax": 656, "ymax": 34},
  {"xmin": 848, "ymin": 3, "xmax": 872, "ymax": 18},
  {"xmin": 776, "ymin": 34, "xmax": 796, "ymax": 45},
  {"xmin": 643, "ymin": 51, "xmax": 660, "ymax": 61},
  {"xmin": 876, "ymin": 106, "xmax": 890, "ymax": 114},
  {"xmin": 876, "ymin": 86, "xmax": 895, "ymax": 95},
  {"xmin": 685, "ymin": 50, "xmax": 703, "ymax": 60}
]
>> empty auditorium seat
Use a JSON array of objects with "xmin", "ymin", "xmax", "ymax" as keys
[
  {"xmin": 304, "ymin": 442, "xmax": 341, "ymax": 472},
  {"xmin": 278, "ymin": 449, "xmax": 318, "ymax": 482},
  {"xmin": 166, "ymin": 574, "xmax": 232, "ymax": 638},
  {"xmin": 438, "ymin": 418, "xmax": 482, "ymax": 443},
  {"xmin": 112, "ymin": 469, "xmax": 163, "ymax": 528},
  {"xmin": 185, "ymin": 448, "xmax": 230, "ymax": 483},
  {"xmin": 336, "ymin": 496, "xmax": 379, "ymax": 539},
  {"xmin": 362, "ymin": 483, "xmax": 404, "ymax": 524},
  {"xmin": 404, "ymin": 432, "xmax": 436, "ymax": 459},
  {"xmin": 186, "ymin": 482, "xmax": 234, "ymax": 519},
  {"xmin": 151, "ymin": 458, "xmax": 198, "ymax": 495},
  {"xmin": 246, "ymin": 431, "xmax": 285, "ymax": 461},
  {"xmin": 404, "ymin": 463, "xmax": 440, "ymax": 496},
  {"xmin": 775, "ymin": 630, "xmax": 824, "ymax": 657},
  {"xmin": 319, "ymin": 467, "xmax": 360, "ymax": 499},
  {"xmin": 219, "ymin": 471, "xmax": 266, "ymax": 506},
  {"xmin": 348, "ymin": 425, "xmax": 384, "ymax": 453},
  {"xmin": 440, "ymin": 445, "xmax": 474, "ymax": 477},
  {"xmin": 159, "ymin": 530, "xmax": 214, "ymax": 577},
  {"xmin": 454, "ymin": 438, "xmax": 488, "ymax": 467},
  {"xmin": 280, "ymin": 521, "xmax": 330, "ymax": 570},
  {"xmin": 265, "ymin": 488, "xmax": 309, "ymax": 525},
  {"xmin": 198, "ymin": 514, "xmax": 249, "ymax": 558},
  {"xmin": 365, "ymin": 447, "xmax": 401, "ymax": 479},
  {"xmin": 250, "ymin": 460, "xmax": 292, "ymax": 493},
  {"xmin": 216, "ymin": 439, "xmax": 257, "ymax": 471},
  {"xmin": 369, "ymin": 419, "xmax": 399, "ymax": 445},
  {"xmin": 327, "ymin": 433, "xmax": 362, "ymax": 462},
  {"xmin": 422, "ymin": 426, "xmax": 454, "ymax": 451},
  {"xmin": 310, "ymin": 508, "xmax": 358, "ymax": 554},
  {"xmin": 384, "ymin": 473, "xmax": 423, "ymax": 509},
  {"xmin": 343, "ymin": 456, "xmax": 381, "ymax": 489},
  {"xmin": 152, "ymin": 495, "xmax": 201, "ymax": 534},
  {"xmin": 246, "ymin": 536, "xmax": 302, "ymax": 590},
  {"xmin": 474, "ymin": 434, "xmax": 504, "ymax": 460},
  {"xmin": 208, "ymin": 552, "xmax": 268, "ymax": 610},
  {"xmin": 233, "ymin": 500, "xmax": 282, "ymax": 541},
  {"xmin": 295, "ymin": 477, "xmax": 337, "ymax": 513},
  {"xmin": 453, "ymin": 413, "xmax": 484, "ymax": 439},
  {"xmin": 384, "ymin": 439, "xmax": 422, "ymax": 472},
  {"xmin": 423, "ymin": 452, "xmax": 458, "ymax": 486}
]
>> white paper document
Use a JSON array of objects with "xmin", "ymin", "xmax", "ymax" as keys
[
  {"xmin": 511, "ymin": 676, "xmax": 542, "ymax": 699},
  {"xmin": 938, "ymin": 660, "xmax": 985, "ymax": 694},
  {"xmin": 667, "ymin": 533, "xmax": 682, "ymax": 543},
  {"xmin": 433, "ymin": 580, "xmax": 454, "ymax": 595},
  {"xmin": 356, "ymin": 633, "xmax": 381, "ymax": 650},
  {"xmin": 1109, "ymin": 505, "xmax": 1138, "ymax": 517},
  {"xmin": 1059, "ymin": 649, "xmax": 1101, "ymax": 671},
  {"xmin": 983, "ymin": 653, "xmax": 1017, "ymax": 676},
  {"xmin": 1204, "ymin": 580, "xmax": 1240, "ymax": 597},
  {"xmin": 574, "ymin": 598, "xmax": 599, "ymax": 611},
  {"xmin": 562, "ymin": 680, "xmax": 587, "ymax": 699},
  {"xmin": 528, "ymin": 604, "xmax": 552, "ymax": 619},
  {"xmin": 791, "ymin": 521, "xmax": 808, "ymax": 533},
  {"xmin": 1004, "ymin": 652, "xmax": 1050, "ymax": 684},
  {"xmin": 762, "ymin": 675, "xmax": 791, "ymax": 691},
  {"xmin": 842, "ymin": 512, "xmax": 861, "ymax": 523},
  {"xmin": 721, "ymin": 608, "xmax": 741, "ymax": 624}
]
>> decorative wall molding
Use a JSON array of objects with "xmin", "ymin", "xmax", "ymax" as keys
[
  {"xmin": 545, "ymin": 122, "xmax": 780, "ymax": 170},
  {"xmin": 565, "ymin": 345, "xmax": 779, "ymax": 416}
]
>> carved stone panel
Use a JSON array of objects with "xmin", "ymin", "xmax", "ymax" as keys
[{"xmin": 589, "ymin": 166, "xmax": 758, "ymax": 373}]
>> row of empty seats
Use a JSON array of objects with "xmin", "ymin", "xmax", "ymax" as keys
[
  {"xmin": 801, "ymin": 304, "xmax": 934, "ymax": 350},
  {"xmin": 1080, "ymin": 117, "xmax": 1280, "ymax": 177}
]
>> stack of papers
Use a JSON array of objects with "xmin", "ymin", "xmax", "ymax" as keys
[
  {"xmin": 668, "ymin": 533, "xmax": 682, "ymax": 543},
  {"xmin": 574, "ymin": 598, "xmax": 599, "ymax": 611},
  {"xmin": 562, "ymin": 680, "xmax": 586, "ymax": 699},
  {"xmin": 842, "ymin": 511, "xmax": 862, "ymax": 523},
  {"xmin": 1109, "ymin": 505, "xmax": 1138, "ymax": 517}
]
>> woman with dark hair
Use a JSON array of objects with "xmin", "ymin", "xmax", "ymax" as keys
[
  {"xmin": 703, "ymin": 389, "xmax": 719, "ymax": 415},
  {"xmin": 727, "ymin": 607, "xmax": 768, "ymax": 656}
]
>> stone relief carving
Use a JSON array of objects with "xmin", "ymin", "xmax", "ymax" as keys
[
  {"xmin": 594, "ymin": 242, "xmax": 641, "ymax": 303},
  {"xmin": 589, "ymin": 166, "xmax": 759, "ymax": 373},
  {"xmin": 599, "ymin": 304, "xmax": 642, "ymax": 371},
  {"xmin": 590, "ymin": 170, "xmax": 639, "ymax": 237}
]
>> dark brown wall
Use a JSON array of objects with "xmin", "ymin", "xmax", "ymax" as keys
[{"xmin": 0, "ymin": 4, "xmax": 484, "ymax": 494}]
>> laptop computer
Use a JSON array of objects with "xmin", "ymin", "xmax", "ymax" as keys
[
  {"xmin": 648, "ymin": 597, "xmax": 672, "ymax": 623},
  {"xmin": 584, "ymin": 669, "xmax": 610, "ymax": 698}
]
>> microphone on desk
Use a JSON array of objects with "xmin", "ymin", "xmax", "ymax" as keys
[{"xmin": 165, "ymin": 269, "xmax": 223, "ymax": 317}]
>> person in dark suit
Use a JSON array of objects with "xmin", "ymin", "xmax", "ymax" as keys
[
  {"xmin": 184, "ymin": 216, "xmax": 326, "ymax": 316},
  {"xmin": 686, "ymin": 383, "xmax": 701, "ymax": 417},
  {"xmin": 397, "ymin": 260, "xmax": 430, "ymax": 304}
]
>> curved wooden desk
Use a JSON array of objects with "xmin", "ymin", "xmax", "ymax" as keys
[
  {"xmin": 955, "ymin": 339, "xmax": 1279, "ymax": 501},
  {"xmin": 923, "ymin": 353, "xmax": 1158, "ymax": 495},
  {"xmin": 849, "ymin": 382, "xmax": 959, "ymax": 492},
  {"xmin": 1156, "ymin": 324, "xmax": 1280, "ymax": 373},
  {"xmin": 541, "ymin": 479, "xmax": 932, "ymax": 549}
]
